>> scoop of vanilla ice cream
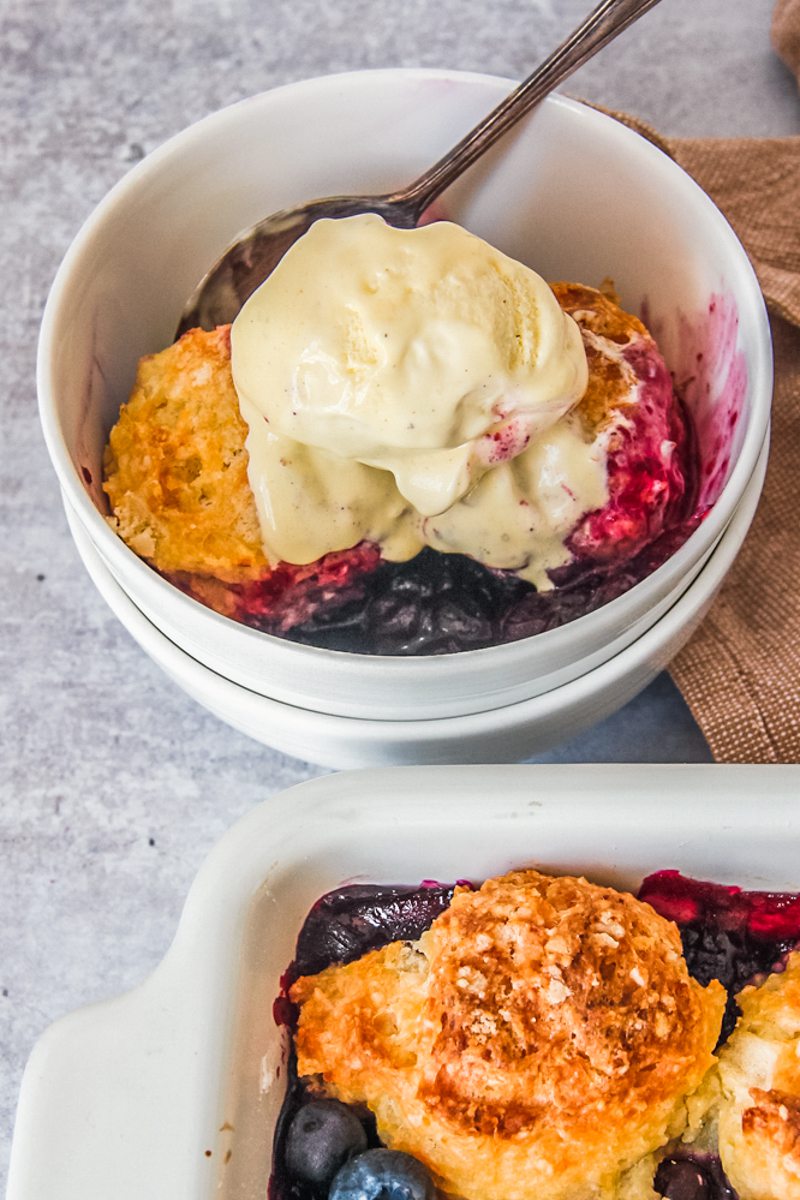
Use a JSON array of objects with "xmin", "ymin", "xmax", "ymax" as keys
[
  {"xmin": 231, "ymin": 214, "xmax": 594, "ymax": 573},
  {"xmin": 233, "ymin": 214, "xmax": 587, "ymax": 504},
  {"xmin": 424, "ymin": 410, "xmax": 611, "ymax": 588}
]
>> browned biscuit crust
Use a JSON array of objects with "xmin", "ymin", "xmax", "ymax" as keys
[
  {"xmin": 103, "ymin": 325, "xmax": 267, "ymax": 581},
  {"xmin": 290, "ymin": 869, "xmax": 725, "ymax": 1200},
  {"xmin": 742, "ymin": 1088, "xmax": 800, "ymax": 1160},
  {"xmin": 551, "ymin": 282, "xmax": 647, "ymax": 433},
  {"xmin": 717, "ymin": 952, "xmax": 800, "ymax": 1199},
  {"xmin": 103, "ymin": 286, "xmax": 653, "ymax": 585}
]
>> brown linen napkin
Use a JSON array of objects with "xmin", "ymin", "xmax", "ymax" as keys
[
  {"xmin": 607, "ymin": 4, "xmax": 800, "ymax": 762},
  {"xmin": 773, "ymin": 0, "xmax": 800, "ymax": 79}
]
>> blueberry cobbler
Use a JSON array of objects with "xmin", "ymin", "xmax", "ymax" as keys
[
  {"xmin": 271, "ymin": 869, "xmax": 800, "ymax": 1200},
  {"xmin": 103, "ymin": 216, "xmax": 700, "ymax": 654}
]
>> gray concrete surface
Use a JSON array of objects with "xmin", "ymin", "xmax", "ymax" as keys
[{"xmin": 1, "ymin": 0, "xmax": 798, "ymax": 1189}]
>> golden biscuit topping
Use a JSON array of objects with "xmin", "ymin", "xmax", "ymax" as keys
[
  {"xmin": 290, "ymin": 870, "xmax": 725, "ymax": 1200},
  {"xmin": 103, "ymin": 325, "xmax": 268, "ymax": 582},
  {"xmin": 417, "ymin": 871, "xmax": 717, "ymax": 1138},
  {"xmin": 551, "ymin": 281, "xmax": 646, "ymax": 433},
  {"xmin": 716, "ymin": 951, "xmax": 800, "ymax": 1200}
]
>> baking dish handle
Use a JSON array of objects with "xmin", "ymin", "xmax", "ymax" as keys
[{"xmin": 7, "ymin": 962, "xmax": 220, "ymax": 1200}]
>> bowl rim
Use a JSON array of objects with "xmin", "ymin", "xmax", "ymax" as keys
[{"xmin": 37, "ymin": 68, "xmax": 774, "ymax": 676}]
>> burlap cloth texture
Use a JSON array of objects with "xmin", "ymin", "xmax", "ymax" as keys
[{"xmin": 603, "ymin": 2, "xmax": 800, "ymax": 763}]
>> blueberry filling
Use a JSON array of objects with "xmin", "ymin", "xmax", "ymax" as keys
[
  {"xmin": 288, "ymin": 883, "xmax": 457, "ymax": 984},
  {"xmin": 245, "ymin": 508, "xmax": 700, "ymax": 656},
  {"xmin": 271, "ymin": 873, "xmax": 800, "ymax": 1200},
  {"xmin": 654, "ymin": 1153, "xmax": 737, "ymax": 1200},
  {"xmin": 230, "ymin": 394, "xmax": 700, "ymax": 656},
  {"xmin": 640, "ymin": 869, "xmax": 800, "ymax": 1043}
]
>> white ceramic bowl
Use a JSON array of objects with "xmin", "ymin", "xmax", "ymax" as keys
[
  {"xmin": 8, "ymin": 764, "xmax": 800, "ymax": 1199},
  {"xmin": 38, "ymin": 70, "xmax": 772, "ymax": 722},
  {"xmin": 61, "ymin": 436, "xmax": 765, "ymax": 767}
]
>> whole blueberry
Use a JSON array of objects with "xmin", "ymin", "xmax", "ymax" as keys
[
  {"xmin": 655, "ymin": 1156, "xmax": 711, "ymax": 1200},
  {"xmin": 329, "ymin": 1149, "xmax": 436, "ymax": 1200},
  {"xmin": 285, "ymin": 1099, "xmax": 368, "ymax": 1187}
]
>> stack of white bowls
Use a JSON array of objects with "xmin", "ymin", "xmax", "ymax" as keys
[{"xmin": 38, "ymin": 72, "xmax": 772, "ymax": 767}]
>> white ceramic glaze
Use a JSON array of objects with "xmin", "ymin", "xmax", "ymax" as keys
[
  {"xmin": 38, "ymin": 70, "xmax": 772, "ymax": 722},
  {"xmin": 8, "ymin": 765, "xmax": 800, "ymax": 1200},
  {"xmin": 61, "ymin": 437, "xmax": 766, "ymax": 768}
]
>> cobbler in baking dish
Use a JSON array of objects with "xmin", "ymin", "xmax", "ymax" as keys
[{"xmin": 272, "ymin": 869, "xmax": 800, "ymax": 1200}]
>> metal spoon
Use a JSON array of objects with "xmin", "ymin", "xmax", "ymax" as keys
[{"xmin": 177, "ymin": 0, "xmax": 664, "ymax": 337}]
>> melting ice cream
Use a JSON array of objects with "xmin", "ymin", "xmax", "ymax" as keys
[{"xmin": 231, "ymin": 215, "xmax": 610, "ymax": 587}]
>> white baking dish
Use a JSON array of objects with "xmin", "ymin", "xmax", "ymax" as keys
[{"xmin": 8, "ymin": 765, "xmax": 800, "ymax": 1199}]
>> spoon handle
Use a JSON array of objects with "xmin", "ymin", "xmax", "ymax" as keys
[{"xmin": 391, "ymin": 0, "xmax": 665, "ymax": 216}]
